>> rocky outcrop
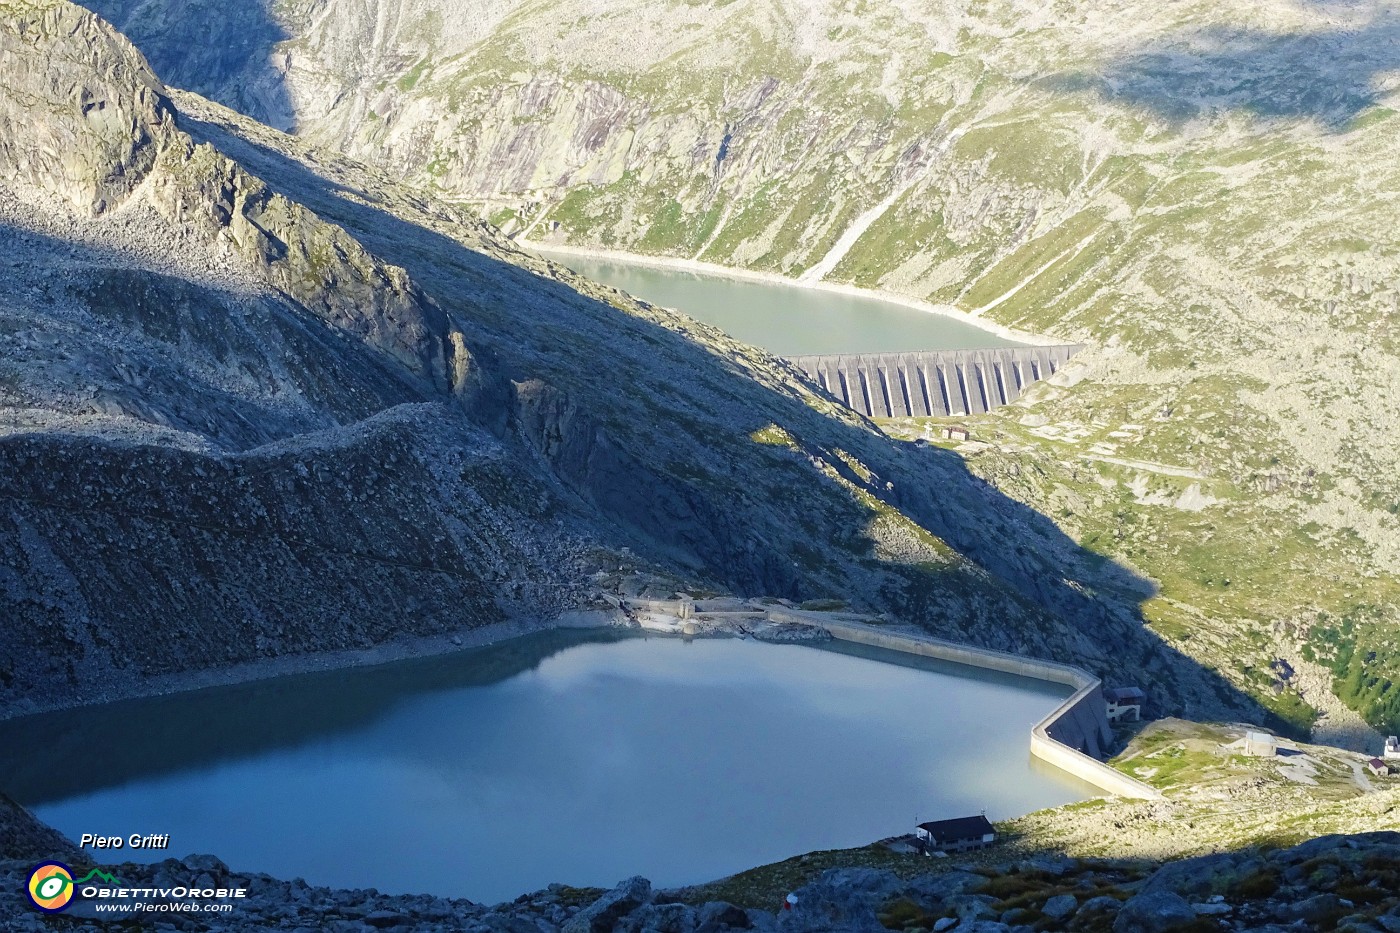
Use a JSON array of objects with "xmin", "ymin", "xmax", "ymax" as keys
[
  {"xmin": 0, "ymin": 0, "xmax": 173, "ymax": 215},
  {"xmin": 146, "ymin": 137, "xmax": 473, "ymax": 395},
  {"xmin": 561, "ymin": 876, "xmax": 651, "ymax": 933},
  {"xmin": 0, "ymin": 792, "xmax": 85, "ymax": 865},
  {"xmin": 0, "ymin": 1, "xmax": 471, "ymax": 399}
]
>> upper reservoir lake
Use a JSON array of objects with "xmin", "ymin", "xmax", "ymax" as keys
[
  {"xmin": 1, "ymin": 630, "xmax": 1092, "ymax": 904},
  {"xmin": 536, "ymin": 250, "xmax": 1023, "ymax": 356}
]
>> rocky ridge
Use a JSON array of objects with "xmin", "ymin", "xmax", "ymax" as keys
[
  {"xmin": 72, "ymin": 0, "xmax": 1400, "ymax": 738},
  {"xmin": 0, "ymin": 0, "xmax": 1255, "ymax": 727}
]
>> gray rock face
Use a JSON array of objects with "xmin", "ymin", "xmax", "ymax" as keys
[
  {"xmin": 1, "ymin": 4, "xmax": 470, "ymax": 397},
  {"xmin": 944, "ymin": 894, "xmax": 1000, "ymax": 923},
  {"xmin": 562, "ymin": 877, "xmax": 652, "ymax": 933},
  {"xmin": 0, "ymin": 1, "xmax": 173, "ymax": 216},
  {"xmin": 142, "ymin": 137, "xmax": 473, "ymax": 396},
  {"xmin": 1112, "ymin": 890, "xmax": 1197, "ymax": 933},
  {"xmin": 1041, "ymin": 893, "xmax": 1077, "ymax": 920},
  {"xmin": 619, "ymin": 902, "xmax": 698, "ymax": 933},
  {"xmin": 773, "ymin": 868, "xmax": 897, "ymax": 933},
  {"xmin": 1287, "ymin": 893, "xmax": 1346, "ymax": 924},
  {"xmin": 1141, "ymin": 850, "xmax": 1243, "ymax": 899}
]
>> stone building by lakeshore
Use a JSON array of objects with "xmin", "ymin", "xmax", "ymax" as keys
[
  {"xmin": 915, "ymin": 815, "xmax": 997, "ymax": 853},
  {"xmin": 1245, "ymin": 731, "xmax": 1278, "ymax": 757},
  {"xmin": 1104, "ymin": 686, "xmax": 1145, "ymax": 723}
]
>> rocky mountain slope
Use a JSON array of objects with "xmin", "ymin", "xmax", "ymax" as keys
[
  {"xmin": 72, "ymin": 0, "xmax": 1400, "ymax": 739},
  {"xmin": 5, "ymin": 834, "xmax": 1400, "ymax": 931},
  {"xmin": 0, "ymin": 0, "xmax": 1250, "ymax": 723}
]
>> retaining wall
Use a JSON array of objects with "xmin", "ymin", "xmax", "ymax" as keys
[
  {"xmin": 620, "ymin": 598, "xmax": 1161, "ymax": 800},
  {"xmin": 766, "ymin": 612, "xmax": 1161, "ymax": 800},
  {"xmin": 787, "ymin": 345, "xmax": 1085, "ymax": 419}
]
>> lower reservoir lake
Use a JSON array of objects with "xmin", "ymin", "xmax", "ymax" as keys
[
  {"xmin": 0, "ymin": 630, "xmax": 1093, "ymax": 904},
  {"xmin": 535, "ymin": 250, "xmax": 1024, "ymax": 357}
]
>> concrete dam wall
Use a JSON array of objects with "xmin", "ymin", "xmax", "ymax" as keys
[
  {"xmin": 802, "ymin": 616, "xmax": 1160, "ymax": 801},
  {"xmin": 788, "ymin": 345, "xmax": 1085, "ymax": 419},
  {"xmin": 617, "ymin": 597, "xmax": 1161, "ymax": 801}
]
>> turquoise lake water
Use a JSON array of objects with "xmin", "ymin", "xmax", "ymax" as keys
[
  {"xmin": 0, "ymin": 630, "xmax": 1093, "ymax": 904},
  {"xmin": 536, "ymin": 250, "xmax": 1022, "ymax": 357}
]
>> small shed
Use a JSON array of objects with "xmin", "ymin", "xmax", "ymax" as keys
[
  {"xmin": 1385, "ymin": 736, "xmax": 1400, "ymax": 760},
  {"xmin": 915, "ymin": 815, "xmax": 996, "ymax": 853},
  {"xmin": 943, "ymin": 425, "xmax": 971, "ymax": 442},
  {"xmin": 1104, "ymin": 686, "xmax": 1146, "ymax": 723},
  {"xmin": 1369, "ymin": 758, "xmax": 1390, "ymax": 777},
  {"xmin": 1244, "ymin": 731, "xmax": 1278, "ymax": 757}
]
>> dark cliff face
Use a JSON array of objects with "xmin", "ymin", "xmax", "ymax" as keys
[
  {"xmin": 0, "ymin": 410, "xmax": 586, "ymax": 714},
  {"xmin": 144, "ymin": 137, "xmax": 475, "ymax": 396}
]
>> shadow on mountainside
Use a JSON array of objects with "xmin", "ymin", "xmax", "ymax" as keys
[
  {"xmin": 1049, "ymin": 7, "xmax": 1400, "ymax": 129},
  {"xmin": 79, "ymin": 0, "xmax": 297, "ymax": 130},
  {"xmin": 0, "ymin": 224, "xmax": 439, "ymax": 451},
  {"xmin": 160, "ymin": 105, "xmax": 1281, "ymax": 733}
]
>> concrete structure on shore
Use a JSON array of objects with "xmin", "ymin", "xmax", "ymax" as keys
[
  {"xmin": 803, "ymin": 614, "xmax": 1156, "ymax": 798},
  {"xmin": 1105, "ymin": 687, "xmax": 1146, "ymax": 723},
  {"xmin": 618, "ymin": 596, "xmax": 1161, "ymax": 800},
  {"xmin": 1245, "ymin": 732, "xmax": 1278, "ymax": 757},
  {"xmin": 788, "ymin": 345, "xmax": 1084, "ymax": 419}
]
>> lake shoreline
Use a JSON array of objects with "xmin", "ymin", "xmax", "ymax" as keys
[
  {"xmin": 0, "ymin": 610, "xmax": 622, "ymax": 724},
  {"xmin": 8, "ymin": 618, "xmax": 1094, "ymax": 904},
  {"xmin": 519, "ymin": 238, "xmax": 1061, "ymax": 348}
]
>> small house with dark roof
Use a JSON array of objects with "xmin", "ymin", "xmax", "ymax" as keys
[
  {"xmin": 1369, "ymin": 758, "xmax": 1390, "ymax": 777},
  {"xmin": 943, "ymin": 425, "xmax": 971, "ymax": 442},
  {"xmin": 915, "ymin": 815, "xmax": 996, "ymax": 853},
  {"xmin": 1104, "ymin": 686, "xmax": 1145, "ymax": 723}
]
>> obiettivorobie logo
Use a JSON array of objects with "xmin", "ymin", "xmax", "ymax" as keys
[
  {"xmin": 25, "ymin": 858, "xmax": 247, "ymax": 916},
  {"xmin": 26, "ymin": 862, "xmax": 123, "ymax": 913}
]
